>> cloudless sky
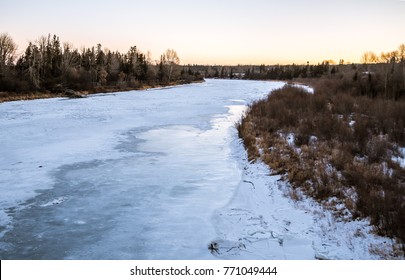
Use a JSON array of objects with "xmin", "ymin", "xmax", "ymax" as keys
[{"xmin": 1, "ymin": 0, "xmax": 404, "ymax": 65}]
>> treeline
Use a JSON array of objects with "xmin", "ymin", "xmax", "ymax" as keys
[
  {"xmin": 0, "ymin": 33, "xmax": 203, "ymax": 96},
  {"xmin": 198, "ymin": 44, "xmax": 405, "ymax": 101},
  {"xmin": 183, "ymin": 63, "xmax": 332, "ymax": 80},
  {"xmin": 241, "ymin": 44, "xmax": 405, "ymax": 101},
  {"xmin": 242, "ymin": 62, "xmax": 332, "ymax": 80}
]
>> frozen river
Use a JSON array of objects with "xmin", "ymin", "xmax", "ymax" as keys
[{"xmin": 0, "ymin": 79, "xmax": 283, "ymax": 259}]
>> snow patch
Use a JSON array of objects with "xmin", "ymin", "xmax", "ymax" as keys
[
  {"xmin": 286, "ymin": 133, "xmax": 295, "ymax": 146},
  {"xmin": 393, "ymin": 147, "xmax": 405, "ymax": 168},
  {"xmin": 213, "ymin": 159, "xmax": 401, "ymax": 260},
  {"xmin": 40, "ymin": 196, "xmax": 68, "ymax": 207},
  {"xmin": 292, "ymin": 84, "xmax": 314, "ymax": 94}
]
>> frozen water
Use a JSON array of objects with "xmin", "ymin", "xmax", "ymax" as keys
[
  {"xmin": 0, "ymin": 79, "xmax": 283, "ymax": 259},
  {"xmin": 0, "ymin": 79, "xmax": 398, "ymax": 260}
]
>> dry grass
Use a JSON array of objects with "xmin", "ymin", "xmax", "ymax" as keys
[
  {"xmin": 238, "ymin": 85, "xmax": 405, "ymax": 246},
  {"xmin": 0, "ymin": 80, "xmax": 202, "ymax": 103},
  {"xmin": 0, "ymin": 91, "xmax": 64, "ymax": 102}
]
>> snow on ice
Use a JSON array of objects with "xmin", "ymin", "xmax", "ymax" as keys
[{"xmin": 0, "ymin": 79, "xmax": 400, "ymax": 259}]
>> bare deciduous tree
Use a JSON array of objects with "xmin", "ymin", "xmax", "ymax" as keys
[
  {"xmin": 146, "ymin": 50, "xmax": 153, "ymax": 65},
  {"xmin": 398, "ymin": 44, "xmax": 405, "ymax": 61},
  {"xmin": 164, "ymin": 49, "xmax": 180, "ymax": 81},
  {"xmin": 0, "ymin": 33, "xmax": 17, "ymax": 74},
  {"xmin": 106, "ymin": 51, "xmax": 120, "ymax": 76},
  {"xmin": 361, "ymin": 51, "xmax": 378, "ymax": 64},
  {"xmin": 62, "ymin": 42, "xmax": 79, "ymax": 74}
]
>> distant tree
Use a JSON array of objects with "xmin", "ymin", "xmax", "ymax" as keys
[
  {"xmin": 121, "ymin": 46, "xmax": 148, "ymax": 82},
  {"xmin": 259, "ymin": 64, "xmax": 265, "ymax": 74},
  {"xmin": 126, "ymin": 46, "xmax": 138, "ymax": 75},
  {"xmin": 157, "ymin": 55, "xmax": 166, "ymax": 83},
  {"xmin": 61, "ymin": 41, "xmax": 80, "ymax": 87},
  {"xmin": 51, "ymin": 35, "xmax": 62, "ymax": 77},
  {"xmin": 146, "ymin": 50, "xmax": 153, "ymax": 65},
  {"xmin": 62, "ymin": 42, "xmax": 79, "ymax": 72},
  {"xmin": 81, "ymin": 47, "xmax": 96, "ymax": 72},
  {"xmin": 105, "ymin": 50, "xmax": 120, "ymax": 77},
  {"xmin": 96, "ymin": 43, "xmax": 106, "ymax": 68},
  {"xmin": 323, "ymin": 59, "xmax": 335, "ymax": 65},
  {"xmin": 220, "ymin": 67, "xmax": 225, "ymax": 78},
  {"xmin": 18, "ymin": 42, "xmax": 41, "ymax": 88},
  {"xmin": 163, "ymin": 49, "xmax": 180, "ymax": 81},
  {"xmin": 136, "ymin": 53, "xmax": 148, "ymax": 81},
  {"xmin": 361, "ymin": 51, "xmax": 378, "ymax": 64},
  {"xmin": 0, "ymin": 33, "xmax": 17, "ymax": 75}
]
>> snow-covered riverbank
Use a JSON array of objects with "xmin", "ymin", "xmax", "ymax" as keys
[
  {"xmin": 0, "ymin": 79, "xmax": 400, "ymax": 259},
  {"xmin": 213, "ymin": 160, "xmax": 400, "ymax": 259}
]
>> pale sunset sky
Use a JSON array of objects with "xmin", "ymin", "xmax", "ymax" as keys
[{"xmin": 1, "ymin": 0, "xmax": 404, "ymax": 65}]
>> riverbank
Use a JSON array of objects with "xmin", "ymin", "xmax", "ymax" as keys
[
  {"xmin": 0, "ymin": 79, "xmax": 204, "ymax": 103},
  {"xmin": 213, "ymin": 158, "xmax": 402, "ymax": 259},
  {"xmin": 237, "ymin": 83, "xmax": 405, "ymax": 258}
]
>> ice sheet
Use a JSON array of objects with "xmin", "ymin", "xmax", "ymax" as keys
[
  {"xmin": 0, "ymin": 79, "xmax": 398, "ymax": 260},
  {"xmin": 0, "ymin": 79, "xmax": 282, "ymax": 259}
]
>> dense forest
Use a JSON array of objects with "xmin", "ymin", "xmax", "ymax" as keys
[{"xmin": 0, "ymin": 33, "xmax": 203, "ymax": 100}]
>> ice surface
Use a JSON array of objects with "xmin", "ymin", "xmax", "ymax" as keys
[
  {"xmin": 0, "ymin": 79, "xmax": 282, "ymax": 259},
  {"xmin": 0, "ymin": 79, "xmax": 398, "ymax": 260}
]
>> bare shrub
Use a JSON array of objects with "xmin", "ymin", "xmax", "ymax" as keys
[
  {"xmin": 239, "ymin": 83, "xmax": 405, "ymax": 245},
  {"xmin": 366, "ymin": 136, "xmax": 391, "ymax": 163},
  {"xmin": 294, "ymin": 134, "xmax": 310, "ymax": 146}
]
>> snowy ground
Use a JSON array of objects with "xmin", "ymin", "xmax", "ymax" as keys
[
  {"xmin": 0, "ymin": 79, "xmax": 399, "ymax": 259},
  {"xmin": 212, "ymin": 161, "xmax": 400, "ymax": 260}
]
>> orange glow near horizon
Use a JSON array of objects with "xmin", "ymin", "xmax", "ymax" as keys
[{"xmin": 1, "ymin": 0, "xmax": 404, "ymax": 66}]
